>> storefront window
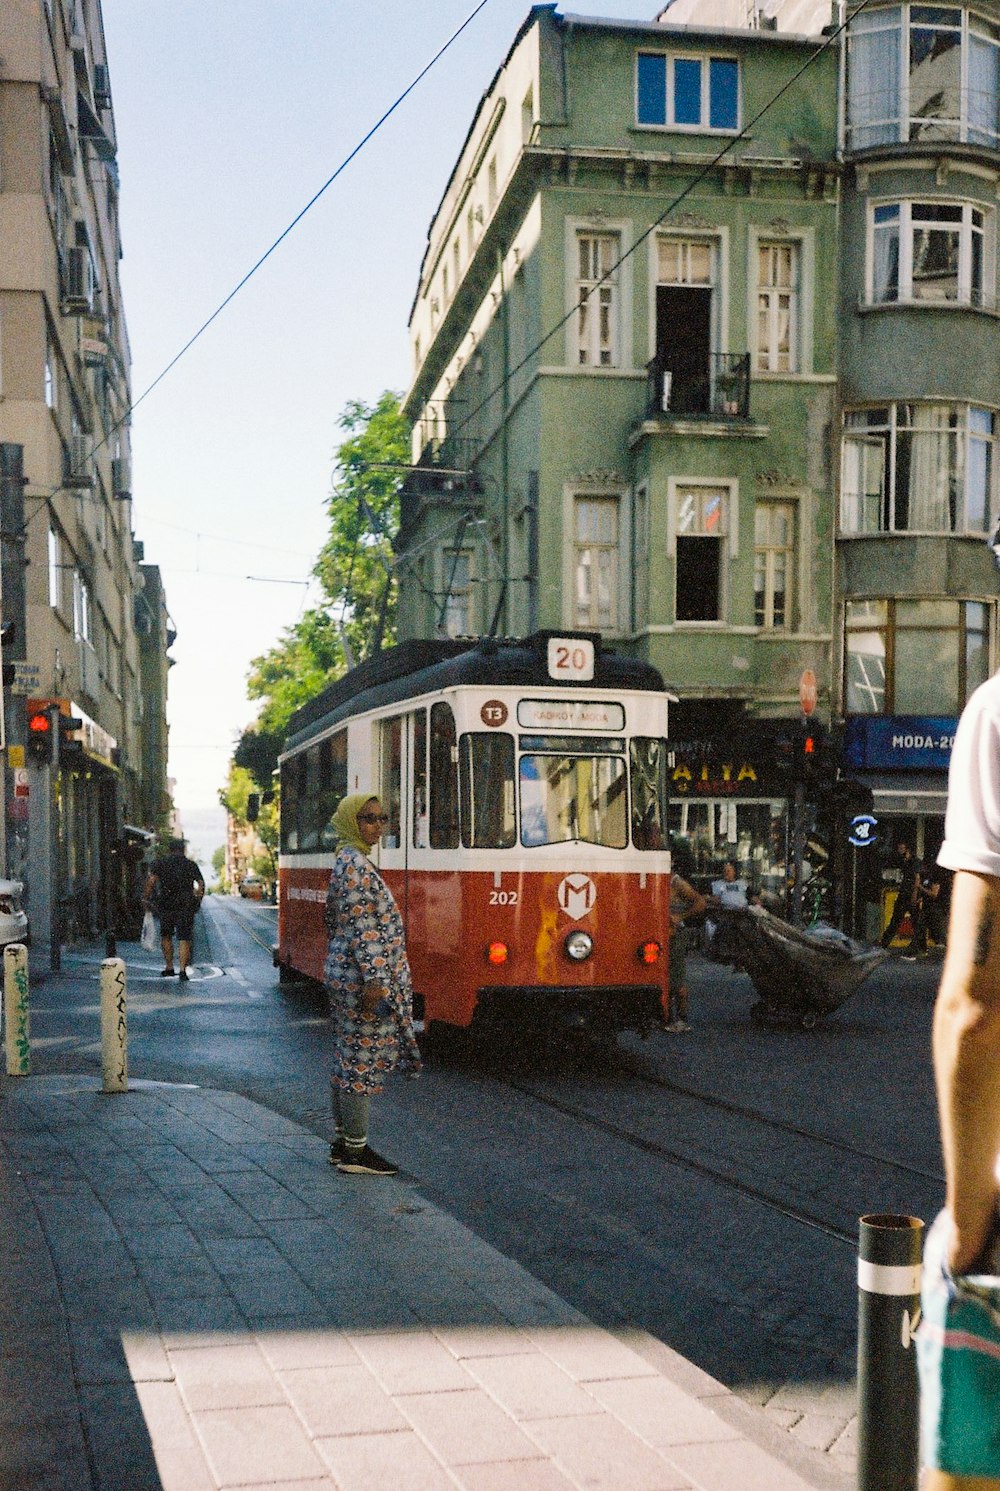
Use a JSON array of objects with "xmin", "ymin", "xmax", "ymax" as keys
[{"xmin": 667, "ymin": 798, "xmax": 788, "ymax": 901}]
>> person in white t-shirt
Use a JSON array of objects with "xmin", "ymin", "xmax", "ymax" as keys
[{"xmin": 918, "ymin": 672, "xmax": 1000, "ymax": 1488}]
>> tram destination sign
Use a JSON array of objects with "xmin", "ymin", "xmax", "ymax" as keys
[{"xmin": 517, "ymin": 698, "xmax": 625, "ymax": 732}]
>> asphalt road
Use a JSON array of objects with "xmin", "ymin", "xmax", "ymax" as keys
[{"xmin": 32, "ymin": 895, "xmax": 946, "ymax": 1490}]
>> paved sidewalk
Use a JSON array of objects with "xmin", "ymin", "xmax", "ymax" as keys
[{"xmin": 0, "ymin": 1073, "xmax": 838, "ymax": 1491}]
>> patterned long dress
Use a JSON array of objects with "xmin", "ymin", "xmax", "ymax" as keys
[{"xmin": 323, "ymin": 845, "xmax": 422, "ymax": 1093}]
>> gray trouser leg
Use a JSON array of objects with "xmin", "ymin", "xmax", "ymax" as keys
[{"xmin": 338, "ymin": 1091, "xmax": 370, "ymax": 1153}]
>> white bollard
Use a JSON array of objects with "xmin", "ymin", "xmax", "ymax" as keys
[
  {"xmin": 100, "ymin": 956, "xmax": 128, "ymax": 1093},
  {"xmin": 3, "ymin": 943, "xmax": 29, "ymax": 1076}
]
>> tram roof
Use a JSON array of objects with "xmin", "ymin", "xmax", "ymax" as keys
[{"xmin": 284, "ymin": 632, "xmax": 667, "ymax": 753}]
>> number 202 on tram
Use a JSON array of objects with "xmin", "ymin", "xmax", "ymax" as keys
[{"xmin": 275, "ymin": 631, "xmax": 673, "ymax": 1043}]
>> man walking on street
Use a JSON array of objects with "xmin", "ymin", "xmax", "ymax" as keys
[
  {"xmin": 145, "ymin": 838, "xmax": 205, "ymax": 984},
  {"xmin": 918, "ymin": 674, "xmax": 1000, "ymax": 1488}
]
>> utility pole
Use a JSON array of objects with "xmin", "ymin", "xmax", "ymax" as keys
[{"xmin": 0, "ymin": 444, "xmax": 28, "ymax": 887}]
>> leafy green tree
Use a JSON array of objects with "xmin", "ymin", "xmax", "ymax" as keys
[{"xmin": 242, "ymin": 391, "xmax": 408, "ymax": 745}]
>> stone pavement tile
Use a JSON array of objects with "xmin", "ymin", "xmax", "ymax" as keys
[
  {"xmin": 192, "ymin": 1402, "xmax": 327, "ymax": 1486},
  {"xmin": 434, "ymin": 1324, "xmax": 543, "ymax": 1360},
  {"xmin": 788, "ymin": 1412, "xmax": 850, "ymax": 1453},
  {"xmin": 224, "ymin": 1268, "xmax": 324, "ymax": 1320},
  {"xmin": 256, "ymin": 1326, "xmax": 360, "ymax": 1372},
  {"xmin": 218, "ymin": 1174, "xmax": 319, "ymax": 1221},
  {"xmin": 0, "ymin": 1425, "xmax": 92, "ymax": 1491},
  {"xmin": 169, "ymin": 1340, "xmax": 287, "ymax": 1411},
  {"xmin": 453, "ymin": 1460, "xmax": 580, "ymax": 1491},
  {"xmin": 666, "ymin": 1437, "xmax": 820, "ymax": 1491},
  {"xmin": 133, "ymin": 1251, "xmax": 231, "ymax": 1301},
  {"xmin": 155, "ymin": 1295, "xmax": 250, "ymax": 1341},
  {"xmin": 348, "ymin": 1328, "xmax": 477, "ymax": 1394},
  {"xmin": 68, "ymin": 1319, "xmax": 170, "ymax": 1385},
  {"xmin": 316, "ymin": 1428, "xmax": 457, "ymax": 1491},
  {"xmin": 467, "ymin": 1352, "xmax": 604, "ymax": 1421},
  {"xmin": 530, "ymin": 1326, "xmax": 660, "ymax": 1382},
  {"xmin": 396, "ymin": 1387, "xmax": 542, "ymax": 1465},
  {"xmin": 79, "ymin": 1383, "xmax": 164, "ymax": 1491},
  {"xmin": 525, "ymin": 1414, "xmax": 692, "ymax": 1491},
  {"xmin": 278, "ymin": 1361, "xmax": 408, "ymax": 1438},
  {"xmin": 133, "ymin": 1380, "xmax": 217, "ymax": 1491},
  {"xmin": 121, "ymin": 1221, "xmax": 198, "ymax": 1259},
  {"xmin": 583, "ymin": 1375, "xmax": 739, "ymax": 1448}
]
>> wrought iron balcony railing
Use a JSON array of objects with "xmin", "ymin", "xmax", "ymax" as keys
[{"xmin": 645, "ymin": 352, "xmax": 751, "ymax": 421}]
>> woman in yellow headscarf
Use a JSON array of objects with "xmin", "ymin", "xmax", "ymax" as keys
[{"xmin": 323, "ymin": 793, "xmax": 421, "ymax": 1175}]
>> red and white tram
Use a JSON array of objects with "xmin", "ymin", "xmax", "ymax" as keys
[{"xmin": 276, "ymin": 632, "xmax": 673, "ymax": 1042}]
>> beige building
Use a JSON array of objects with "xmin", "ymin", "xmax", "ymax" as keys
[{"xmin": 0, "ymin": 0, "xmax": 169, "ymax": 952}]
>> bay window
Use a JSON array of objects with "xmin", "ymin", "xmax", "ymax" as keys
[
  {"xmin": 870, "ymin": 200, "xmax": 986, "ymax": 306},
  {"xmin": 841, "ymin": 404, "xmax": 997, "ymax": 534},
  {"xmin": 847, "ymin": 5, "xmax": 1000, "ymax": 150},
  {"xmin": 845, "ymin": 597, "xmax": 991, "ymax": 714}
]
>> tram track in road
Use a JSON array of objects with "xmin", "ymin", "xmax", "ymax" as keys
[
  {"xmin": 495, "ymin": 1053, "xmax": 943, "ymax": 1249},
  {"xmin": 213, "ymin": 898, "xmax": 278, "ymax": 958}
]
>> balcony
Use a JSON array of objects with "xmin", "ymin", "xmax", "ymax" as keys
[{"xmin": 645, "ymin": 353, "xmax": 751, "ymax": 422}]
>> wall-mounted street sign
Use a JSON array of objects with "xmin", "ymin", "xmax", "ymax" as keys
[
  {"xmin": 849, "ymin": 813, "xmax": 879, "ymax": 849},
  {"xmin": 10, "ymin": 662, "xmax": 41, "ymax": 697}
]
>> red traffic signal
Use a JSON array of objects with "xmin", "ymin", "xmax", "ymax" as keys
[{"xmin": 27, "ymin": 708, "xmax": 53, "ymax": 763}]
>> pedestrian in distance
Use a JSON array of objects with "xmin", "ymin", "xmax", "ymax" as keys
[
  {"xmin": 143, "ymin": 837, "xmax": 204, "ymax": 983},
  {"xmin": 324, "ymin": 793, "xmax": 422, "ymax": 1177},
  {"xmin": 879, "ymin": 838, "xmax": 921, "ymax": 950},
  {"xmin": 666, "ymin": 873, "xmax": 707, "ymax": 1032},
  {"xmin": 902, "ymin": 860, "xmax": 951, "ymax": 961},
  {"xmin": 917, "ymin": 674, "xmax": 1000, "ymax": 1489}
]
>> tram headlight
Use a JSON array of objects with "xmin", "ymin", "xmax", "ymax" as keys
[
  {"xmin": 564, "ymin": 930, "xmax": 593, "ymax": 962},
  {"xmin": 638, "ymin": 939, "xmax": 662, "ymax": 965},
  {"xmin": 486, "ymin": 940, "xmax": 509, "ymax": 965}
]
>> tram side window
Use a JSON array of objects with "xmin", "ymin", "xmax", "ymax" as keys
[
  {"xmin": 280, "ymin": 756, "xmax": 301, "ymax": 853},
  {"xmin": 318, "ymin": 730, "xmax": 349, "ymax": 850},
  {"xmin": 460, "ymin": 733, "xmax": 516, "ymax": 848},
  {"xmin": 413, "ymin": 709, "xmax": 428, "ymax": 848},
  {"xmin": 380, "ymin": 715, "xmax": 403, "ymax": 848},
  {"xmin": 299, "ymin": 745, "xmax": 322, "ymax": 851},
  {"xmin": 430, "ymin": 702, "xmax": 459, "ymax": 848},
  {"xmin": 630, "ymin": 737, "xmax": 668, "ymax": 850}
]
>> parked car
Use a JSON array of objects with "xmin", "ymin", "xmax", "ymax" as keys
[
  {"xmin": 239, "ymin": 876, "xmax": 265, "ymax": 900},
  {"xmin": 0, "ymin": 880, "xmax": 29, "ymax": 946}
]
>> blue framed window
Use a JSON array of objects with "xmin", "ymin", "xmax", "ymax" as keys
[{"xmin": 636, "ymin": 52, "xmax": 739, "ymax": 131}]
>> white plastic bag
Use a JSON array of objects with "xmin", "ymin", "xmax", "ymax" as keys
[{"xmin": 140, "ymin": 910, "xmax": 158, "ymax": 952}]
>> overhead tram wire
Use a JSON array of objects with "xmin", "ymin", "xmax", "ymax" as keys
[
  {"xmin": 22, "ymin": 0, "xmax": 498, "ymax": 531},
  {"xmin": 444, "ymin": 0, "xmax": 876, "ymax": 450}
]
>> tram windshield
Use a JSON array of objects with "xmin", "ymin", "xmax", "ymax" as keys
[{"xmin": 520, "ymin": 753, "xmax": 628, "ymax": 848}]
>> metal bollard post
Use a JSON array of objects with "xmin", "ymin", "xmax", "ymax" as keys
[
  {"xmin": 3, "ymin": 942, "xmax": 29, "ymax": 1076},
  {"xmin": 857, "ymin": 1212, "xmax": 924, "ymax": 1491},
  {"xmin": 100, "ymin": 956, "xmax": 128, "ymax": 1093}
]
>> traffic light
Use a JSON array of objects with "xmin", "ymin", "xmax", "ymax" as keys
[
  {"xmin": 246, "ymin": 792, "xmax": 260, "ymax": 823},
  {"xmin": 26, "ymin": 707, "xmax": 53, "ymax": 764},
  {"xmin": 58, "ymin": 712, "xmax": 84, "ymax": 763},
  {"xmin": 1, "ymin": 622, "xmax": 15, "ymax": 689}
]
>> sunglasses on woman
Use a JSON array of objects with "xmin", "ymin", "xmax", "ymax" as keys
[{"xmin": 359, "ymin": 812, "xmax": 389, "ymax": 825}]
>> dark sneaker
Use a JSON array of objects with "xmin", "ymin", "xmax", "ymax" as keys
[
  {"xmin": 178, "ymin": 970, "xmax": 189, "ymax": 982},
  {"xmin": 328, "ymin": 1139, "xmax": 345, "ymax": 1166},
  {"xmin": 337, "ymin": 1145, "xmax": 398, "ymax": 1176},
  {"xmin": 160, "ymin": 968, "xmax": 176, "ymax": 977}
]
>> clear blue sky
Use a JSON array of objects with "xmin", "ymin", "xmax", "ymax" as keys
[{"xmin": 102, "ymin": 0, "xmax": 661, "ymax": 857}]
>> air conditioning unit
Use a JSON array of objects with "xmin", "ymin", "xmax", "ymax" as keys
[
  {"xmin": 93, "ymin": 64, "xmax": 111, "ymax": 109},
  {"xmin": 111, "ymin": 456, "xmax": 131, "ymax": 500},
  {"xmin": 65, "ymin": 432, "xmax": 95, "ymax": 489},
  {"xmin": 61, "ymin": 244, "xmax": 95, "ymax": 315}
]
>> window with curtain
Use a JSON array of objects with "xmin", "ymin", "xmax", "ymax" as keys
[
  {"xmin": 756, "ymin": 242, "xmax": 799, "ymax": 372},
  {"xmin": 754, "ymin": 502, "xmax": 794, "ymax": 629},
  {"xmin": 845, "ymin": 598, "xmax": 992, "ymax": 714},
  {"xmin": 847, "ymin": 5, "xmax": 1000, "ymax": 149},
  {"xmin": 440, "ymin": 548, "xmax": 473, "ymax": 637},
  {"xmin": 841, "ymin": 404, "xmax": 995, "ymax": 534},
  {"xmin": 576, "ymin": 232, "xmax": 620, "ymax": 367},
  {"xmin": 573, "ymin": 495, "xmax": 620, "ymax": 630},
  {"xmin": 870, "ymin": 200, "xmax": 986, "ymax": 305}
]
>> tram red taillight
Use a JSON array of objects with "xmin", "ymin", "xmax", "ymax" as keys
[
  {"xmin": 638, "ymin": 939, "xmax": 662, "ymax": 965},
  {"xmin": 486, "ymin": 940, "xmax": 509, "ymax": 965}
]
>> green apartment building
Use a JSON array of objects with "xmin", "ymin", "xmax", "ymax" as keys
[{"xmin": 400, "ymin": 3, "xmax": 842, "ymax": 898}]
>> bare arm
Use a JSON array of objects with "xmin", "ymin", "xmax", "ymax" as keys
[
  {"xmin": 934, "ymin": 868, "xmax": 1000, "ymax": 1272},
  {"xmin": 671, "ymin": 874, "xmax": 707, "ymax": 927}
]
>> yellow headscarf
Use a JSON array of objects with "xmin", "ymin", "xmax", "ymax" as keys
[{"xmin": 331, "ymin": 792, "xmax": 379, "ymax": 855}]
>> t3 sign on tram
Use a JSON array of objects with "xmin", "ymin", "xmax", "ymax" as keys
[{"xmin": 276, "ymin": 632, "xmax": 673, "ymax": 1047}]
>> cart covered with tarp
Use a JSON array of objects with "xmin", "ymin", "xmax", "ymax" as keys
[{"xmin": 708, "ymin": 905, "xmax": 889, "ymax": 1028}]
